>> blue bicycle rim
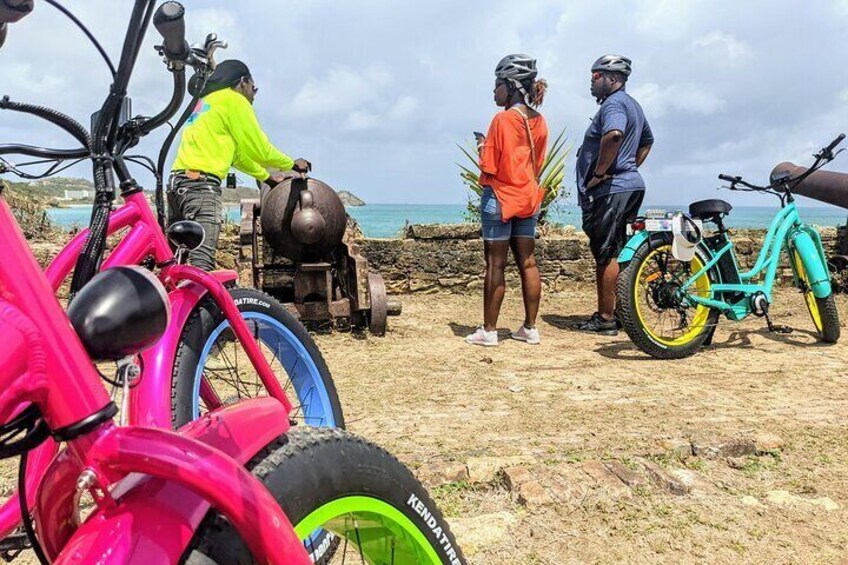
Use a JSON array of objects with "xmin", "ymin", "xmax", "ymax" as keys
[{"xmin": 191, "ymin": 312, "xmax": 336, "ymax": 428}]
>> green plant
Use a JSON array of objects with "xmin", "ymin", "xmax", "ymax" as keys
[{"xmin": 457, "ymin": 128, "xmax": 572, "ymax": 224}]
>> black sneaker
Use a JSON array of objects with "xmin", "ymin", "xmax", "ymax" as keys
[{"xmin": 572, "ymin": 312, "xmax": 618, "ymax": 336}]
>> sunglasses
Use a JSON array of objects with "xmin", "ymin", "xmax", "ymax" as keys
[{"xmin": 591, "ymin": 71, "xmax": 604, "ymax": 82}]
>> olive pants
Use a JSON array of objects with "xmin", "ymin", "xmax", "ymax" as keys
[{"xmin": 167, "ymin": 173, "xmax": 223, "ymax": 271}]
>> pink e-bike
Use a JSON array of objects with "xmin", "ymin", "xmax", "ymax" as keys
[
  {"xmin": 0, "ymin": 2, "xmax": 343, "ymax": 559},
  {"xmin": 0, "ymin": 2, "xmax": 465, "ymax": 563}
]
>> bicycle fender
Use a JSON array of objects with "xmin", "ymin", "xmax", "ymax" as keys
[
  {"xmin": 618, "ymin": 230, "xmax": 652, "ymax": 265},
  {"xmin": 41, "ymin": 398, "xmax": 290, "ymax": 564},
  {"xmin": 792, "ymin": 230, "xmax": 832, "ymax": 298},
  {"xmin": 129, "ymin": 271, "xmax": 238, "ymax": 429}
]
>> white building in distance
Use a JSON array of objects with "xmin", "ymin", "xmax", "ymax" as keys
[{"xmin": 64, "ymin": 189, "xmax": 91, "ymax": 200}]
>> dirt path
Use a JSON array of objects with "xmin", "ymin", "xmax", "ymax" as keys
[{"xmin": 316, "ymin": 286, "xmax": 848, "ymax": 564}]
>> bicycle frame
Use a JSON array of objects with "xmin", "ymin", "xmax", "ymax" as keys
[
  {"xmin": 0, "ymin": 195, "xmax": 310, "ymax": 563},
  {"xmin": 680, "ymin": 202, "xmax": 830, "ymax": 319},
  {"xmin": 0, "ymin": 188, "xmax": 297, "ymax": 541},
  {"xmin": 1, "ymin": 0, "xmax": 303, "ymax": 545}
]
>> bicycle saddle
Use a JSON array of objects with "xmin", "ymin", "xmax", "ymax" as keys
[
  {"xmin": 167, "ymin": 220, "xmax": 205, "ymax": 250},
  {"xmin": 689, "ymin": 199, "xmax": 732, "ymax": 221},
  {"xmin": 68, "ymin": 266, "xmax": 170, "ymax": 361}
]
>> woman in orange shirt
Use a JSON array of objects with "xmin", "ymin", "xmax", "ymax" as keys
[{"xmin": 466, "ymin": 54, "xmax": 549, "ymax": 347}]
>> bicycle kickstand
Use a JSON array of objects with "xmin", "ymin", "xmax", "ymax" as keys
[{"xmin": 764, "ymin": 311, "xmax": 793, "ymax": 334}]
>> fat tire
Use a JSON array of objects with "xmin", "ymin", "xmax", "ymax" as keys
[
  {"xmin": 617, "ymin": 238, "xmax": 720, "ymax": 359},
  {"xmin": 171, "ymin": 287, "xmax": 344, "ymax": 429},
  {"xmin": 815, "ymin": 293, "xmax": 840, "ymax": 343},
  {"xmin": 186, "ymin": 427, "xmax": 466, "ymax": 564}
]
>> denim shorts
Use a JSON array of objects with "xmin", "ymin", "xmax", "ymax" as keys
[{"xmin": 480, "ymin": 187, "xmax": 538, "ymax": 241}]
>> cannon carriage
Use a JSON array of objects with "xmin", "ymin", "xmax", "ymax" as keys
[{"xmin": 239, "ymin": 174, "xmax": 399, "ymax": 335}]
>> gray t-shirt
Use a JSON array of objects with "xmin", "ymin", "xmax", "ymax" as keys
[{"xmin": 576, "ymin": 89, "xmax": 653, "ymax": 207}]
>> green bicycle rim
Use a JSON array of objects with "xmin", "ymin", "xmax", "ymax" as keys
[{"xmin": 294, "ymin": 495, "xmax": 442, "ymax": 564}]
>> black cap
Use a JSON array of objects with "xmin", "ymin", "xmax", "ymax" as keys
[{"xmin": 189, "ymin": 59, "xmax": 252, "ymax": 97}]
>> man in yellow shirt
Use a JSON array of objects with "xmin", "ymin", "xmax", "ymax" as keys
[{"xmin": 169, "ymin": 59, "xmax": 310, "ymax": 270}]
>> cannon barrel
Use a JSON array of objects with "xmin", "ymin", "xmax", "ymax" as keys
[
  {"xmin": 772, "ymin": 162, "xmax": 848, "ymax": 209},
  {"xmin": 259, "ymin": 175, "xmax": 347, "ymax": 262}
]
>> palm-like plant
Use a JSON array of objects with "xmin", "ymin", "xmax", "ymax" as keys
[{"xmin": 457, "ymin": 128, "xmax": 572, "ymax": 223}]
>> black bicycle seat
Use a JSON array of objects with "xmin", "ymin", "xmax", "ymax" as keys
[{"xmin": 689, "ymin": 199, "xmax": 732, "ymax": 221}]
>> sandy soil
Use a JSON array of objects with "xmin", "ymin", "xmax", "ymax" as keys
[
  {"xmin": 314, "ymin": 286, "xmax": 848, "ymax": 564},
  {"xmin": 3, "ymin": 286, "xmax": 848, "ymax": 564}
]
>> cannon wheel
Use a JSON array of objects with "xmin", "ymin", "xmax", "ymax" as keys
[{"xmin": 367, "ymin": 273, "xmax": 388, "ymax": 336}]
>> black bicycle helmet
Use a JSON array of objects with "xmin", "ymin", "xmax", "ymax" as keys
[
  {"xmin": 591, "ymin": 54, "xmax": 632, "ymax": 77},
  {"xmin": 495, "ymin": 54, "xmax": 538, "ymax": 83}
]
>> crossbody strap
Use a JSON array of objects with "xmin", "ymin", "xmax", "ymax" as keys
[{"xmin": 510, "ymin": 105, "xmax": 539, "ymax": 181}]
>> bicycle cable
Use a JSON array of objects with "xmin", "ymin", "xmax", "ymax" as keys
[
  {"xmin": 18, "ymin": 451, "xmax": 48, "ymax": 565},
  {"xmin": 43, "ymin": 0, "xmax": 116, "ymax": 78}
]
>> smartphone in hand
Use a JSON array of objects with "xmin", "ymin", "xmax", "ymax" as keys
[{"xmin": 473, "ymin": 131, "xmax": 485, "ymax": 142}]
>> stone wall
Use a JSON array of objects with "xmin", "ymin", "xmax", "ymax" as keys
[{"xmin": 357, "ymin": 223, "xmax": 840, "ymax": 295}]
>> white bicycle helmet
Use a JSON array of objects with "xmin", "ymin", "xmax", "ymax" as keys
[{"xmin": 671, "ymin": 213, "xmax": 702, "ymax": 261}]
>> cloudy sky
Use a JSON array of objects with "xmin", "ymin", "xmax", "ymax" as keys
[{"xmin": 1, "ymin": 0, "xmax": 847, "ymax": 206}]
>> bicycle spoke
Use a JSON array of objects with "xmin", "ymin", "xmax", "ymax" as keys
[{"xmin": 353, "ymin": 517, "xmax": 365, "ymax": 564}]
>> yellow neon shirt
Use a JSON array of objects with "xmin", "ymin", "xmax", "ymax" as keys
[{"xmin": 172, "ymin": 88, "xmax": 294, "ymax": 182}]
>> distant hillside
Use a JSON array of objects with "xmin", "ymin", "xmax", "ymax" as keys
[
  {"xmin": 2, "ymin": 177, "xmax": 365, "ymax": 207},
  {"xmin": 338, "ymin": 191, "xmax": 365, "ymax": 206}
]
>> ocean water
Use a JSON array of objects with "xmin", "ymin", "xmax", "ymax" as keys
[{"xmin": 47, "ymin": 202, "xmax": 848, "ymax": 239}]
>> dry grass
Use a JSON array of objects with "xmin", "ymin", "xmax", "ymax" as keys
[
  {"xmin": 316, "ymin": 287, "xmax": 848, "ymax": 564},
  {"xmin": 3, "ymin": 286, "xmax": 848, "ymax": 564}
]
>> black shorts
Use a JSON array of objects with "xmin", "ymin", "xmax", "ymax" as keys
[{"xmin": 582, "ymin": 190, "xmax": 644, "ymax": 265}]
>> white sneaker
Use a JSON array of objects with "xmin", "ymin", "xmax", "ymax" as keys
[
  {"xmin": 511, "ymin": 325, "xmax": 540, "ymax": 345},
  {"xmin": 465, "ymin": 327, "xmax": 498, "ymax": 347}
]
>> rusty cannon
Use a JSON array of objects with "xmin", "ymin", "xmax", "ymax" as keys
[
  {"xmin": 239, "ymin": 174, "xmax": 400, "ymax": 335},
  {"xmin": 772, "ymin": 160, "xmax": 848, "ymax": 291}
]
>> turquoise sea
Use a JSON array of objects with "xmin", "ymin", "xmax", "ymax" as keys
[{"xmin": 47, "ymin": 203, "xmax": 848, "ymax": 239}]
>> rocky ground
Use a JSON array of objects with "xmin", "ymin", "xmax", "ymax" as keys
[{"xmin": 313, "ymin": 289, "xmax": 848, "ymax": 564}]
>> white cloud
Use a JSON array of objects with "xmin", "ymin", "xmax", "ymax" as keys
[
  {"xmin": 632, "ymin": 83, "xmax": 727, "ymax": 118},
  {"xmin": 290, "ymin": 66, "xmax": 392, "ymax": 117},
  {"xmin": 387, "ymin": 97, "xmax": 419, "ymax": 121},
  {"xmin": 691, "ymin": 32, "xmax": 752, "ymax": 62},
  {"xmin": 342, "ymin": 97, "xmax": 420, "ymax": 132},
  {"xmin": 343, "ymin": 110, "xmax": 379, "ymax": 132},
  {"xmin": 635, "ymin": 0, "xmax": 697, "ymax": 41}
]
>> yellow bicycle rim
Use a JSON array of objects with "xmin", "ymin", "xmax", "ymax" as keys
[
  {"xmin": 793, "ymin": 249, "xmax": 823, "ymax": 332},
  {"xmin": 634, "ymin": 244, "xmax": 712, "ymax": 347}
]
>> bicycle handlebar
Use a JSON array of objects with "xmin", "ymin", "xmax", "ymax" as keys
[
  {"xmin": 719, "ymin": 133, "xmax": 845, "ymax": 194},
  {"xmin": 826, "ymin": 133, "xmax": 846, "ymax": 153},
  {"xmin": 153, "ymin": 1, "xmax": 189, "ymax": 63},
  {"xmin": 0, "ymin": 143, "xmax": 88, "ymax": 160}
]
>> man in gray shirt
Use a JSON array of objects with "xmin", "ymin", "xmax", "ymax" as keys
[{"xmin": 574, "ymin": 54, "xmax": 653, "ymax": 335}]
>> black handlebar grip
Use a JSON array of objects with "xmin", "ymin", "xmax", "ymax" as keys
[
  {"xmin": 718, "ymin": 174, "xmax": 737, "ymax": 182},
  {"xmin": 153, "ymin": 1, "xmax": 189, "ymax": 62},
  {"xmin": 826, "ymin": 133, "xmax": 846, "ymax": 152}
]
